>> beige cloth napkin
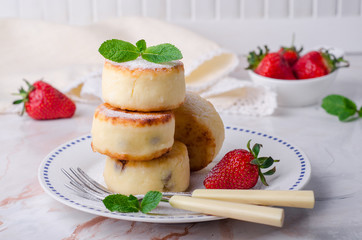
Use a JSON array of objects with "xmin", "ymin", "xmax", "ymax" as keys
[
  {"xmin": 0, "ymin": 17, "xmax": 276, "ymax": 116},
  {"xmin": 0, "ymin": 17, "xmax": 238, "ymax": 111}
]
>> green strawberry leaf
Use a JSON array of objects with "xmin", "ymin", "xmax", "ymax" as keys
[
  {"xmin": 259, "ymin": 157, "xmax": 274, "ymax": 169},
  {"xmin": 263, "ymin": 167, "xmax": 276, "ymax": 175},
  {"xmin": 258, "ymin": 168, "xmax": 268, "ymax": 186},
  {"xmin": 246, "ymin": 46, "xmax": 269, "ymax": 70},
  {"xmin": 103, "ymin": 194, "xmax": 140, "ymax": 213},
  {"xmin": 251, "ymin": 156, "xmax": 278, "ymax": 169},
  {"xmin": 246, "ymin": 139, "xmax": 252, "ymax": 153},
  {"xmin": 24, "ymin": 79, "xmax": 33, "ymax": 89},
  {"xmin": 13, "ymin": 99, "xmax": 24, "ymax": 104},
  {"xmin": 359, "ymin": 107, "xmax": 362, "ymax": 118},
  {"xmin": 251, "ymin": 157, "xmax": 266, "ymax": 166},
  {"xmin": 99, "ymin": 39, "xmax": 140, "ymax": 63},
  {"xmin": 246, "ymin": 140, "xmax": 280, "ymax": 187},
  {"xmin": 142, "ymin": 43, "xmax": 183, "ymax": 63},
  {"xmin": 136, "ymin": 39, "xmax": 147, "ymax": 53},
  {"xmin": 140, "ymin": 191, "xmax": 163, "ymax": 213},
  {"xmin": 250, "ymin": 158, "xmax": 259, "ymax": 165},
  {"xmin": 19, "ymin": 87, "xmax": 27, "ymax": 95},
  {"xmin": 322, "ymin": 95, "xmax": 358, "ymax": 122},
  {"xmin": 252, "ymin": 143, "xmax": 262, "ymax": 158}
]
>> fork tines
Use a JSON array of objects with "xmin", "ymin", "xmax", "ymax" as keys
[
  {"xmin": 62, "ymin": 167, "xmax": 112, "ymax": 201},
  {"xmin": 62, "ymin": 167, "xmax": 192, "ymax": 202}
]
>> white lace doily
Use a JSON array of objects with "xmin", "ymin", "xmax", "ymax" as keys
[{"xmin": 197, "ymin": 77, "xmax": 277, "ymax": 116}]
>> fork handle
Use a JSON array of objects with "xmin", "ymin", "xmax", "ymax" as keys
[
  {"xmin": 169, "ymin": 196, "xmax": 284, "ymax": 227},
  {"xmin": 192, "ymin": 189, "xmax": 315, "ymax": 209}
]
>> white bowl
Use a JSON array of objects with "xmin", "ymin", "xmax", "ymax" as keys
[{"xmin": 248, "ymin": 70, "xmax": 338, "ymax": 107}]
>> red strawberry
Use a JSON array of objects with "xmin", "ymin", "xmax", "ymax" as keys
[
  {"xmin": 293, "ymin": 49, "xmax": 349, "ymax": 79},
  {"xmin": 246, "ymin": 46, "xmax": 296, "ymax": 80},
  {"xmin": 278, "ymin": 45, "xmax": 303, "ymax": 67},
  {"xmin": 203, "ymin": 140, "xmax": 279, "ymax": 189},
  {"xmin": 13, "ymin": 80, "xmax": 76, "ymax": 120}
]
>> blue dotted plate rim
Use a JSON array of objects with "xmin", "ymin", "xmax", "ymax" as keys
[{"xmin": 38, "ymin": 125, "xmax": 311, "ymax": 223}]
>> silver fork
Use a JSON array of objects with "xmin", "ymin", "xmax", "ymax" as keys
[{"xmin": 61, "ymin": 167, "xmax": 191, "ymax": 201}]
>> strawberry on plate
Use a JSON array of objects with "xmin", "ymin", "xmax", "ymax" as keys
[
  {"xmin": 203, "ymin": 140, "xmax": 279, "ymax": 189},
  {"xmin": 293, "ymin": 49, "xmax": 349, "ymax": 79},
  {"xmin": 13, "ymin": 80, "xmax": 76, "ymax": 120},
  {"xmin": 247, "ymin": 46, "xmax": 296, "ymax": 80}
]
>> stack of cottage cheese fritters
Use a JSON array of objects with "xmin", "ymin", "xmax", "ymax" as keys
[{"xmin": 91, "ymin": 58, "xmax": 224, "ymax": 195}]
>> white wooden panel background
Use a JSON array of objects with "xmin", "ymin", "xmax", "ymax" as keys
[{"xmin": 0, "ymin": 0, "xmax": 361, "ymax": 54}]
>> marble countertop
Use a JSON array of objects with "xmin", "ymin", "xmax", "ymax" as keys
[{"xmin": 1, "ymin": 56, "xmax": 362, "ymax": 240}]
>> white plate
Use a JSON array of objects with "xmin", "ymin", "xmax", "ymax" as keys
[{"xmin": 38, "ymin": 125, "xmax": 311, "ymax": 223}]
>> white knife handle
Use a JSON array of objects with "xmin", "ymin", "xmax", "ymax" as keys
[
  {"xmin": 192, "ymin": 190, "xmax": 315, "ymax": 209},
  {"xmin": 169, "ymin": 196, "xmax": 284, "ymax": 227}
]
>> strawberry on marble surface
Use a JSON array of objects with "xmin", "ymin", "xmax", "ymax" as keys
[{"xmin": 13, "ymin": 80, "xmax": 76, "ymax": 120}]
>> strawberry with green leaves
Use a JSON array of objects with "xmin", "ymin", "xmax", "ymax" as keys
[
  {"xmin": 13, "ymin": 80, "xmax": 76, "ymax": 120},
  {"xmin": 203, "ymin": 140, "xmax": 279, "ymax": 189},
  {"xmin": 293, "ymin": 49, "xmax": 349, "ymax": 79},
  {"xmin": 278, "ymin": 45, "xmax": 303, "ymax": 67},
  {"xmin": 247, "ymin": 46, "xmax": 296, "ymax": 80}
]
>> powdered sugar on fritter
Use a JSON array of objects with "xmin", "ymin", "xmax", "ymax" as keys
[
  {"xmin": 97, "ymin": 104, "xmax": 170, "ymax": 120},
  {"xmin": 106, "ymin": 58, "xmax": 182, "ymax": 70}
]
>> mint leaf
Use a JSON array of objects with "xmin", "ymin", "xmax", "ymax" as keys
[
  {"xmin": 322, "ymin": 95, "xmax": 359, "ymax": 122},
  {"xmin": 99, "ymin": 39, "xmax": 139, "ymax": 63},
  {"xmin": 128, "ymin": 195, "xmax": 141, "ymax": 209},
  {"xmin": 136, "ymin": 39, "xmax": 147, "ymax": 52},
  {"xmin": 103, "ymin": 194, "xmax": 140, "ymax": 213},
  {"xmin": 99, "ymin": 39, "xmax": 183, "ymax": 64},
  {"xmin": 142, "ymin": 43, "xmax": 183, "ymax": 63},
  {"xmin": 102, "ymin": 191, "xmax": 163, "ymax": 214},
  {"xmin": 140, "ymin": 191, "xmax": 163, "ymax": 213}
]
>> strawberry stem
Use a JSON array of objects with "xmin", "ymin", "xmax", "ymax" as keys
[
  {"xmin": 320, "ymin": 49, "xmax": 350, "ymax": 71},
  {"xmin": 246, "ymin": 46, "xmax": 269, "ymax": 70},
  {"xmin": 247, "ymin": 139, "xmax": 279, "ymax": 186},
  {"xmin": 335, "ymin": 57, "xmax": 350, "ymax": 68},
  {"xmin": 12, "ymin": 79, "xmax": 35, "ymax": 116}
]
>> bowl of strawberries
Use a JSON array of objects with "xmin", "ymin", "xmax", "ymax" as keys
[{"xmin": 247, "ymin": 45, "xmax": 349, "ymax": 107}]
